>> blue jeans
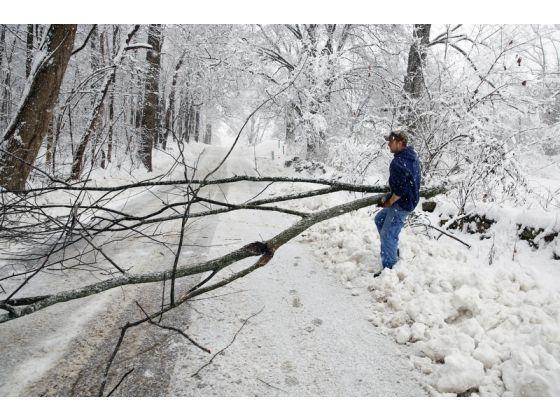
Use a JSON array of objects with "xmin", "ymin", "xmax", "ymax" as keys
[{"xmin": 374, "ymin": 205, "xmax": 410, "ymax": 269}]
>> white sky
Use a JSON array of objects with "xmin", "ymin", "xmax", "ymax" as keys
[{"xmin": 2, "ymin": 0, "xmax": 560, "ymax": 24}]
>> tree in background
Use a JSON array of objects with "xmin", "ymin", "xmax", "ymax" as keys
[
  {"xmin": 139, "ymin": 24, "xmax": 162, "ymax": 171},
  {"xmin": 0, "ymin": 24, "xmax": 76, "ymax": 190}
]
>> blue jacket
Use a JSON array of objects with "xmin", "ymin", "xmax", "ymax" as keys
[{"xmin": 388, "ymin": 146, "xmax": 421, "ymax": 212}]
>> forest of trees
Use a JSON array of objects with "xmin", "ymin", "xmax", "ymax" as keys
[{"xmin": 0, "ymin": 24, "xmax": 558, "ymax": 195}]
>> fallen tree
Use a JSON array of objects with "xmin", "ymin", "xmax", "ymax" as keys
[{"xmin": 0, "ymin": 180, "xmax": 444, "ymax": 323}]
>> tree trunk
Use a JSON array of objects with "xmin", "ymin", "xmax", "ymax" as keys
[
  {"xmin": 194, "ymin": 107, "xmax": 200, "ymax": 143},
  {"xmin": 204, "ymin": 123, "xmax": 212, "ymax": 144},
  {"xmin": 107, "ymin": 25, "xmax": 119, "ymax": 165},
  {"xmin": 404, "ymin": 24, "xmax": 431, "ymax": 98},
  {"xmin": 70, "ymin": 25, "xmax": 139, "ymax": 180},
  {"xmin": 1, "ymin": 35, "xmax": 17, "ymax": 132},
  {"xmin": 185, "ymin": 101, "xmax": 194, "ymax": 143},
  {"xmin": 47, "ymin": 112, "xmax": 63, "ymax": 174},
  {"xmin": 164, "ymin": 51, "xmax": 186, "ymax": 148},
  {"xmin": 25, "ymin": 25, "xmax": 34, "ymax": 78},
  {"xmin": 0, "ymin": 25, "xmax": 76, "ymax": 191},
  {"xmin": 99, "ymin": 29, "xmax": 109, "ymax": 170},
  {"xmin": 402, "ymin": 24, "xmax": 431, "ymax": 132},
  {"xmin": 89, "ymin": 25, "xmax": 101, "ymax": 168},
  {"xmin": 0, "ymin": 26, "xmax": 7, "ymax": 131},
  {"xmin": 45, "ymin": 116, "xmax": 55, "ymax": 168},
  {"xmin": 139, "ymin": 24, "xmax": 162, "ymax": 172},
  {"xmin": 285, "ymin": 102, "xmax": 296, "ymax": 144},
  {"xmin": 0, "ymin": 26, "xmax": 5, "ymax": 68}
]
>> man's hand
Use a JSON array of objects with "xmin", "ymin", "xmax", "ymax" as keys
[{"xmin": 379, "ymin": 193, "xmax": 401, "ymax": 208}]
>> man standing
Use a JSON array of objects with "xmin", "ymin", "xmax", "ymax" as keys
[{"xmin": 374, "ymin": 130, "xmax": 421, "ymax": 276}]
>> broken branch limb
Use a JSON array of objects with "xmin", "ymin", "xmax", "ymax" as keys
[
  {"xmin": 415, "ymin": 222, "xmax": 472, "ymax": 249},
  {"xmin": 0, "ymin": 186, "xmax": 443, "ymax": 323},
  {"xmin": 2, "ymin": 175, "xmax": 401, "ymax": 195}
]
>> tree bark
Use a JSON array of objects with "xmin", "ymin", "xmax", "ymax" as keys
[
  {"xmin": 402, "ymin": 24, "xmax": 431, "ymax": 133},
  {"xmin": 45, "ymin": 116, "xmax": 55, "ymax": 168},
  {"xmin": 164, "ymin": 51, "xmax": 186, "ymax": 148},
  {"xmin": 194, "ymin": 107, "xmax": 200, "ymax": 143},
  {"xmin": 0, "ymin": 25, "xmax": 76, "ymax": 191},
  {"xmin": 0, "ymin": 27, "xmax": 7, "ymax": 131},
  {"xmin": 204, "ymin": 122, "xmax": 212, "ymax": 144},
  {"xmin": 285, "ymin": 102, "xmax": 297, "ymax": 144},
  {"xmin": 139, "ymin": 24, "xmax": 162, "ymax": 172},
  {"xmin": 404, "ymin": 24, "xmax": 431, "ymax": 99},
  {"xmin": 185, "ymin": 100, "xmax": 194, "ymax": 143},
  {"xmin": 89, "ymin": 25, "xmax": 102, "ymax": 168},
  {"xmin": 25, "ymin": 25, "xmax": 34, "ymax": 78},
  {"xmin": 188, "ymin": 101, "xmax": 195, "ymax": 143},
  {"xmin": 99, "ymin": 29, "xmax": 109, "ymax": 169},
  {"xmin": 0, "ymin": 34, "xmax": 17, "ymax": 132},
  {"xmin": 107, "ymin": 26, "xmax": 119, "ymax": 165},
  {"xmin": 0, "ymin": 26, "xmax": 5, "ymax": 68}
]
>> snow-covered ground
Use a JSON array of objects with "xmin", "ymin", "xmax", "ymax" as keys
[
  {"xmin": 164, "ymin": 145, "xmax": 426, "ymax": 396},
  {"xmin": 1, "ymin": 139, "xmax": 559, "ymax": 397},
  {"xmin": 0, "ymin": 141, "xmax": 425, "ymax": 396},
  {"xmin": 279, "ymin": 150, "xmax": 560, "ymax": 396}
]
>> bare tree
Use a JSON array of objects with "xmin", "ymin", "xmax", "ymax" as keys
[
  {"xmin": 139, "ymin": 24, "xmax": 162, "ymax": 171},
  {"xmin": 193, "ymin": 106, "xmax": 200, "ymax": 142},
  {"xmin": 70, "ymin": 25, "xmax": 140, "ymax": 180},
  {"xmin": 0, "ymin": 24, "xmax": 76, "ymax": 191},
  {"xmin": 404, "ymin": 24, "xmax": 431, "ymax": 99},
  {"xmin": 107, "ymin": 25, "xmax": 119, "ymax": 165},
  {"xmin": 401, "ymin": 24, "xmax": 431, "ymax": 132},
  {"xmin": 25, "ymin": 25, "xmax": 34, "ymax": 78},
  {"xmin": 163, "ymin": 50, "xmax": 186, "ymax": 149}
]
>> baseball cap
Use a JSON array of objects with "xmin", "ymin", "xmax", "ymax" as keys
[{"xmin": 384, "ymin": 130, "xmax": 409, "ymax": 143}]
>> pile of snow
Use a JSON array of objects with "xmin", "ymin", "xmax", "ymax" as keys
[{"xmin": 285, "ymin": 186, "xmax": 560, "ymax": 396}]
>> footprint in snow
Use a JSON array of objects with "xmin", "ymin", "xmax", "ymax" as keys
[
  {"xmin": 312, "ymin": 318, "xmax": 323, "ymax": 326},
  {"xmin": 281, "ymin": 360, "xmax": 295, "ymax": 373},
  {"xmin": 284, "ymin": 376, "xmax": 299, "ymax": 386}
]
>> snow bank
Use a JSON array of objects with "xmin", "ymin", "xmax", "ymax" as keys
[{"xmin": 290, "ymin": 188, "xmax": 560, "ymax": 396}]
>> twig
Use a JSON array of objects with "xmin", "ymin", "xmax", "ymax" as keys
[
  {"xmin": 188, "ymin": 270, "xmax": 218, "ymax": 293},
  {"xmin": 71, "ymin": 25, "xmax": 98, "ymax": 56},
  {"xmin": 188, "ymin": 289, "xmax": 249, "ymax": 302},
  {"xmin": 106, "ymin": 368, "xmax": 134, "ymax": 397},
  {"xmin": 135, "ymin": 301, "xmax": 210, "ymax": 353},
  {"xmin": 415, "ymin": 222, "xmax": 472, "ymax": 249},
  {"xmin": 99, "ymin": 322, "xmax": 131, "ymax": 396},
  {"xmin": 192, "ymin": 306, "xmax": 265, "ymax": 378},
  {"xmin": 257, "ymin": 377, "xmax": 288, "ymax": 394}
]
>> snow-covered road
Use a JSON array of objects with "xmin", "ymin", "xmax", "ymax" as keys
[
  {"xmin": 0, "ymin": 144, "xmax": 425, "ymax": 396},
  {"xmin": 164, "ymin": 148, "xmax": 425, "ymax": 396}
]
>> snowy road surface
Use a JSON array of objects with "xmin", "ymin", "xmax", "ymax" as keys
[{"xmin": 0, "ymin": 144, "xmax": 426, "ymax": 396}]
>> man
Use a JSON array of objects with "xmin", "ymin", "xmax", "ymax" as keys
[{"xmin": 374, "ymin": 130, "xmax": 421, "ymax": 276}]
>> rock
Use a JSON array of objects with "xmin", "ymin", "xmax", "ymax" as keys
[{"xmin": 422, "ymin": 201, "xmax": 437, "ymax": 213}]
